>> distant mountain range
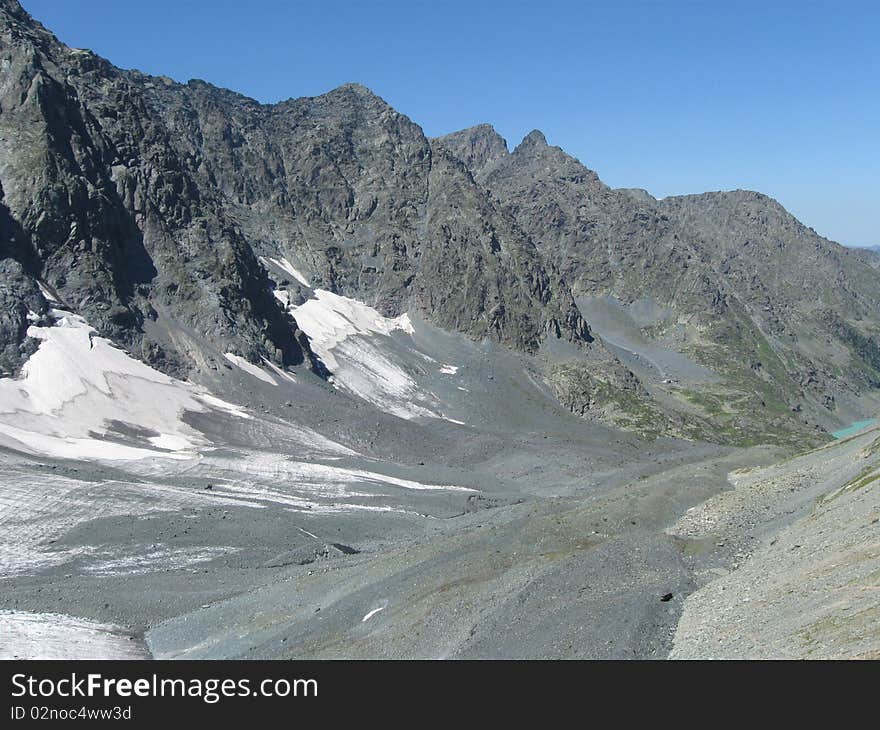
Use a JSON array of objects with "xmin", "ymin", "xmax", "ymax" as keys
[{"xmin": 1, "ymin": 0, "xmax": 879, "ymax": 446}]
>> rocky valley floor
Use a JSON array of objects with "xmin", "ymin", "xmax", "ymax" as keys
[{"xmin": 2, "ymin": 304, "xmax": 876, "ymax": 659}]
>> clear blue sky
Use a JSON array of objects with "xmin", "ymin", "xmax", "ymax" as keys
[{"xmin": 20, "ymin": 0, "xmax": 879, "ymax": 246}]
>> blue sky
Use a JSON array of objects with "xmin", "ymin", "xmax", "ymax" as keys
[{"xmin": 20, "ymin": 0, "xmax": 879, "ymax": 246}]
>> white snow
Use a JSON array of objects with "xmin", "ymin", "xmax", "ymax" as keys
[
  {"xmin": 291, "ymin": 289, "xmax": 414, "ymax": 369},
  {"xmin": 224, "ymin": 353, "xmax": 278, "ymax": 385},
  {"xmin": 0, "ymin": 611, "xmax": 147, "ymax": 659},
  {"xmin": 271, "ymin": 287, "xmax": 469, "ymax": 423},
  {"xmin": 263, "ymin": 359, "xmax": 297, "ymax": 384},
  {"xmin": 196, "ymin": 394, "xmax": 252, "ymax": 420},
  {"xmin": 288, "ymin": 290, "xmax": 441, "ymax": 419},
  {"xmin": 201, "ymin": 455, "xmax": 475, "ymax": 496},
  {"xmin": 0, "ymin": 423, "xmax": 190, "ymax": 461},
  {"xmin": 37, "ymin": 281, "xmax": 60, "ymax": 303},
  {"xmin": 148, "ymin": 433, "xmax": 194, "ymax": 451},
  {"xmin": 361, "ymin": 606, "xmax": 386, "ymax": 622},
  {"xmin": 261, "ymin": 256, "xmax": 311, "ymax": 287},
  {"xmin": 0, "ymin": 309, "xmax": 249, "ymax": 461}
]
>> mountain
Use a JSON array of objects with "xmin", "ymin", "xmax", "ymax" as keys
[
  {"xmin": 435, "ymin": 124, "xmax": 880, "ymax": 445},
  {"xmin": 854, "ymin": 243, "xmax": 880, "ymax": 260},
  {"xmin": 3, "ymin": 0, "xmax": 880, "ymax": 447},
  {"xmin": 0, "ymin": 1, "xmax": 602, "ymax": 387},
  {"xmin": 1, "ymin": 0, "xmax": 878, "ymax": 662}
]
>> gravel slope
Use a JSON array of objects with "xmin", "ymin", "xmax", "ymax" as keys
[{"xmin": 670, "ymin": 426, "xmax": 880, "ymax": 659}]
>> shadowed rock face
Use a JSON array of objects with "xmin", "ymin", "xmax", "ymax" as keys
[
  {"xmin": 0, "ymin": 0, "xmax": 318, "ymax": 376},
  {"xmin": 0, "ymin": 1, "xmax": 597, "ymax": 376},
  {"xmin": 0, "ymin": 258, "xmax": 44, "ymax": 375}
]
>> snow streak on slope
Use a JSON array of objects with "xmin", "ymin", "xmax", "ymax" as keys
[
  {"xmin": 223, "ymin": 353, "xmax": 278, "ymax": 385},
  {"xmin": 195, "ymin": 453, "xmax": 476, "ymax": 496},
  {"xmin": 287, "ymin": 290, "xmax": 448, "ymax": 420},
  {"xmin": 0, "ymin": 310, "xmax": 248, "ymax": 461},
  {"xmin": 260, "ymin": 256, "xmax": 311, "ymax": 287},
  {"xmin": 2, "ymin": 451, "xmax": 470, "ymax": 579}
]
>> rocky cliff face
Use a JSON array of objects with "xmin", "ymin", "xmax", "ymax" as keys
[
  {"xmin": 446, "ymin": 125, "xmax": 730, "ymax": 318},
  {"xmin": 0, "ymin": 1, "xmax": 597, "ymax": 380},
  {"xmin": 0, "ymin": 1, "xmax": 327, "ymax": 377},
  {"xmin": 657, "ymin": 190, "xmax": 880, "ymax": 414},
  {"xmin": 140, "ymin": 78, "xmax": 594, "ymax": 354},
  {"xmin": 433, "ymin": 123, "xmax": 509, "ymax": 178}
]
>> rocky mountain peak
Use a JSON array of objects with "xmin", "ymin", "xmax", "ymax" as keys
[
  {"xmin": 518, "ymin": 129, "xmax": 548, "ymax": 148},
  {"xmin": 617, "ymin": 188, "xmax": 657, "ymax": 203},
  {"xmin": 0, "ymin": 0, "xmax": 29, "ymax": 23},
  {"xmin": 321, "ymin": 81, "xmax": 388, "ymax": 105},
  {"xmin": 432, "ymin": 123, "xmax": 509, "ymax": 178},
  {"xmin": 504, "ymin": 128, "xmax": 601, "ymax": 184},
  {"xmin": 0, "ymin": 3, "xmax": 606, "ymax": 378}
]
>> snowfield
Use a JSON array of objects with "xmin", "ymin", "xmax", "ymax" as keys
[
  {"xmin": 0, "ymin": 294, "xmax": 483, "ymax": 660},
  {"xmin": 0, "ymin": 309, "xmax": 248, "ymax": 461},
  {"xmin": 291, "ymin": 289, "xmax": 415, "ymax": 369},
  {"xmin": 287, "ymin": 289, "xmax": 450, "ymax": 420}
]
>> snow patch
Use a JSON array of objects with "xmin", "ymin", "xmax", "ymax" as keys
[
  {"xmin": 0, "ymin": 424, "xmax": 191, "ymax": 462},
  {"xmin": 262, "ymin": 256, "xmax": 310, "ymax": 287},
  {"xmin": 0, "ymin": 309, "xmax": 249, "ymax": 461},
  {"xmin": 263, "ymin": 359, "xmax": 297, "ymax": 384},
  {"xmin": 37, "ymin": 281, "xmax": 60, "ymax": 303},
  {"xmin": 203, "ymin": 456, "xmax": 476, "ymax": 496},
  {"xmin": 291, "ymin": 289, "xmax": 414, "ymax": 366},
  {"xmin": 148, "ymin": 433, "xmax": 194, "ymax": 451},
  {"xmin": 288, "ymin": 290, "xmax": 439, "ymax": 419},
  {"xmin": 224, "ymin": 353, "xmax": 278, "ymax": 385},
  {"xmin": 439, "ymin": 364, "xmax": 459, "ymax": 375}
]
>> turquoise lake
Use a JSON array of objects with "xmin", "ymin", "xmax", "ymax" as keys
[{"xmin": 831, "ymin": 419, "xmax": 878, "ymax": 439}]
